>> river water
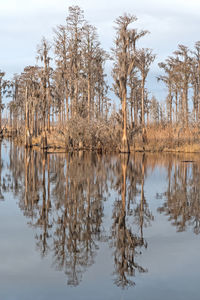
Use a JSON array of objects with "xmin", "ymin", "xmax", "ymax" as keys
[{"xmin": 0, "ymin": 140, "xmax": 200, "ymax": 300}]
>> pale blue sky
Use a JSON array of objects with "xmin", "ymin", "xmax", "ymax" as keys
[{"xmin": 1, "ymin": 0, "xmax": 200, "ymax": 100}]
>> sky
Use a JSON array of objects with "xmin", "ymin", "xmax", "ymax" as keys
[{"xmin": 1, "ymin": 0, "xmax": 200, "ymax": 101}]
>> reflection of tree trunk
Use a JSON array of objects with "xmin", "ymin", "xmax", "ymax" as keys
[
  {"xmin": 57, "ymin": 153, "xmax": 70, "ymax": 268},
  {"xmin": 121, "ymin": 156, "xmax": 127, "ymax": 212},
  {"xmin": 47, "ymin": 155, "xmax": 51, "ymax": 210},
  {"xmin": 42, "ymin": 153, "xmax": 47, "ymax": 254},
  {"xmin": 120, "ymin": 154, "xmax": 129, "ymax": 227},
  {"xmin": 140, "ymin": 156, "xmax": 145, "ymax": 238},
  {"xmin": 0, "ymin": 140, "xmax": 3, "ymax": 200},
  {"xmin": 24, "ymin": 148, "xmax": 29, "ymax": 206},
  {"xmin": 167, "ymin": 158, "xmax": 172, "ymax": 198},
  {"xmin": 0, "ymin": 141, "xmax": 1, "ymax": 183},
  {"xmin": 86, "ymin": 178, "xmax": 91, "ymax": 250},
  {"xmin": 0, "ymin": 84, "xmax": 1, "ymax": 133},
  {"xmin": 120, "ymin": 155, "xmax": 127, "ymax": 284},
  {"xmin": 32, "ymin": 151, "xmax": 38, "ymax": 205},
  {"xmin": 112, "ymin": 153, "xmax": 148, "ymax": 287},
  {"xmin": 183, "ymin": 164, "xmax": 188, "ymax": 218}
]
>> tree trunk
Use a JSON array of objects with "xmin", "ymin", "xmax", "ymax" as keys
[
  {"xmin": 25, "ymin": 88, "xmax": 32, "ymax": 147},
  {"xmin": 65, "ymin": 88, "xmax": 69, "ymax": 122},
  {"xmin": 0, "ymin": 87, "xmax": 2, "ymax": 134},
  {"xmin": 120, "ymin": 87, "xmax": 130, "ymax": 153},
  {"xmin": 47, "ymin": 87, "xmax": 51, "ymax": 133},
  {"xmin": 88, "ymin": 77, "xmax": 91, "ymax": 122},
  {"xmin": 141, "ymin": 76, "xmax": 145, "ymax": 128}
]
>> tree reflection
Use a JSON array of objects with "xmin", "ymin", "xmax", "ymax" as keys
[
  {"xmin": 7, "ymin": 147, "xmax": 107, "ymax": 286},
  {"xmin": 134, "ymin": 155, "xmax": 154, "ymax": 238},
  {"xmin": 158, "ymin": 159, "xmax": 200, "ymax": 234},
  {"xmin": 5, "ymin": 144, "xmax": 155, "ymax": 288},
  {"xmin": 110, "ymin": 154, "xmax": 153, "ymax": 288},
  {"xmin": 0, "ymin": 140, "xmax": 3, "ymax": 200},
  {"xmin": 4, "ymin": 144, "xmax": 200, "ymax": 288},
  {"xmin": 52, "ymin": 152, "xmax": 106, "ymax": 285},
  {"xmin": 33, "ymin": 153, "xmax": 53, "ymax": 256}
]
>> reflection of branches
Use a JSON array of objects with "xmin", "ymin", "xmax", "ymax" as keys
[
  {"xmin": 34, "ymin": 153, "xmax": 52, "ymax": 257},
  {"xmin": 111, "ymin": 200, "xmax": 147, "ymax": 287},
  {"xmin": 110, "ymin": 154, "xmax": 150, "ymax": 288},
  {"xmin": 158, "ymin": 160, "xmax": 200, "ymax": 234},
  {"xmin": 52, "ymin": 153, "xmax": 106, "ymax": 285},
  {"xmin": 134, "ymin": 155, "xmax": 154, "ymax": 236},
  {"xmin": 0, "ymin": 140, "xmax": 4, "ymax": 200},
  {"xmin": 8, "ymin": 148, "xmax": 107, "ymax": 286},
  {"xmin": 6, "ymin": 144, "xmax": 157, "ymax": 288}
]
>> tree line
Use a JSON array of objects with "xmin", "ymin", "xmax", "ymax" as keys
[{"xmin": 1, "ymin": 6, "xmax": 200, "ymax": 151}]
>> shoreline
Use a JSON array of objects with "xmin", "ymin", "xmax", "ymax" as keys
[
  {"xmin": 3, "ymin": 124, "xmax": 200, "ymax": 154},
  {"xmin": 4, "ymin": 137, "xmax": 200, "ymax": 154}
]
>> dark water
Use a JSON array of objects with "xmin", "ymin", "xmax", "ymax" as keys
[{"xmin": 0, "ymin": 140, "xmax": 200, "ymax": 300}]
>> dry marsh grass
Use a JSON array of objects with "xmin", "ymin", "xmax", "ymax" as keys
[
  {"xmin": 4, "ymin": 123, "xmax": 200, "ymax": 153},
  {"xmin": 132, "ymin": 125, "xmax": 200, "ymax": 153}
]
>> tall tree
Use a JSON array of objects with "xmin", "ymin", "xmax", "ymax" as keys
[
  {"xmin": 173, "ymin": 45, "xmax": 192, "ymax": 127},
  {"xmin": 37, "ymin": 37, "xmax": 52, "ymax": 132},
  {"xmin": 66, "ymin": 6, "xmax": 85, "ymax": 118},
  {"xmin": 158, "ymin": 60, "xmax": 174, "ymax": 124},
  {"xmin": 112, "ymin": 14, "xmax": 148, "ymax": 152},
  {"xmin": 54, "ymin": 24, "xmax": 70, "ymax": 122},
  {"xmin": 136, "ymin": 48, "xmax": 155, "ymax": 127},
  {"xmin": 112, "ymin": 14, "xmax": 136, "ymax": 152},
  {"xmin": 191, "ymin": 41, "xmax": 200, "ymax": 122},
  {"xmin": 0, "ymin": 71, "xmax": 9, "ymax": 133}
]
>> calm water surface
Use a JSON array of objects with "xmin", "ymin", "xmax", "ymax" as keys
[{"xmin": 0, "ymin": 140, "xmax": 200, "ymax": 300}]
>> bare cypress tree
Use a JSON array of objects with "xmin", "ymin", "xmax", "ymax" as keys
[
  {"xmin": 158, "ymin": 45, "xmax": 192, "ymax": 126},
  {"xmin": 128, "ymin": 69, "xmax": 140, "ymax": 128},
  {"xmin": 94, "ymin": 47, "xmax": 108, "ymax": 119},
  {"xmin": 127, "ymin": 29, "xmax": 148, "ymax": 128},
  {"xmin": 173, "ymin": 45, "xmax": 192, "ymax": 127},
  {"xmin": 112, "ymin": 14, "xmax": 138, "ymax": 153},
  {"xmin": 82, "ymin": 23, "xmax": 99, "ymax": 121},
  {"xmin": 11, "ymin": 74, "xmax": 20, "ymax": 133},
  {"xmin": 54, "ymin": 25, "xmax": 70, "ymax": 122},
  {"xmin": 53, "ymin": 6, "xmax": 108, "ymax": 128},
  {"xmin": 9, "ymin": 66, "xmax": 42, "ymax": 141},
  {"xmin": 0, "ymin": 71, "xmax": 5, "ymax": 133},
  {"xmin": 37, "ymin": 37, "xmax": 52, "ymax": 132},
  {"xmin": 158, "ymin": 60, "xmax": 174, "ymax": 124},
  {"xmin": 19, "ymin": 66, "xmax": 40, "ymax": 145},
  {"xmin": 149, "ymin": 96, "xmax": 160, "ymax": 124},
  {"xmin": 82, "ymin": 23, "xmax": 108, "ymax": 122},
  {"xmin": 136, "ymin": 48, "xmax": 155, "ymax": 127},
  {"xmin": 0, "ymin": 71, "xmax": 9, "ymax": 134},
  {"xmin": 191, "ymin": 41, "xmax": 200, "ymax": 122},
  {"xmin": 66, "ymin": 6, "xmax": 85, "ymax": 118}
]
